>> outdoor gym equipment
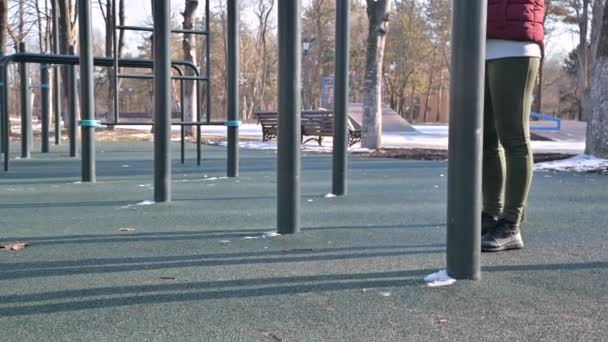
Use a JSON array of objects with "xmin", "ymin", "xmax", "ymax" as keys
[{"xmin": 2, "ymin": 0, "xmax": 485, "ymax": 280}]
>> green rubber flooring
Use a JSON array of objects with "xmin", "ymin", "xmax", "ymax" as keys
[{"xmin": 0, "ymin": 142, "xmax": 607, "ymax": 341}]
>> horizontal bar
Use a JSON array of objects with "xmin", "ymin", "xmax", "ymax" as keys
[
  {"xmin": 116, "ymin": 25, "xmax": 208, "ymax": 35},
  {"xmin": 1, "ymin": 53, "xmax": 198, "ymax": 73},
  {"xmin": 118, "ymin": 73, "xmax": 209, "ymax": 81},
  {"xmin": 100, "ymin": 121, "xmax": 228, "ymax": 126}
]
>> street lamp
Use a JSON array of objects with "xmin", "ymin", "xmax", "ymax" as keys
[
  {"xmin": 302, "ymin": 37, "xmax": 315, "ymax": 109},
  {"xmin": 302, "ymin": 37, "xmax": 315, "ymax": 56}
]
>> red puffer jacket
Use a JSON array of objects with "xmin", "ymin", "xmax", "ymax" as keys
[{"xmin": 487, "ymin": 0, "xmax": 545, "ymax": 46}]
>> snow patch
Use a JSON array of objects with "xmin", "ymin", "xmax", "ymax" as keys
[
  {"xmin": 137, "ymin": 200, "xmax": 155, "ymax": 206},
  {"xmin": 204, "ymin": 177, "xmax": 227, "ymax": 181},
  {"xmin": 324, "ymin": 193, "xmax": 336, "ymax": 198},
  {"xmin": 263, "ymin": 231, "xmax": 281, "ymax": 238},
  {"xmin": 535, "ymin": 155, "xmax": 608, "ymax": 173},
  {"xmin": 424, "ymin": 270, "xmax": 456, "ymax": 287}
]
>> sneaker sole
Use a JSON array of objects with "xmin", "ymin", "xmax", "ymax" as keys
[{"xmin": 482, "ymin": 241, "xmax": 524, "ymax": 253}]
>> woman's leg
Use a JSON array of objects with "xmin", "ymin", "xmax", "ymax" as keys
[
  {"xmin": 487, "ymin": 57, "xmax": 540, "ymax": 224},
  {"xmin": 482, "ymin": 67, "xmax": 506, "ymax": 219}
]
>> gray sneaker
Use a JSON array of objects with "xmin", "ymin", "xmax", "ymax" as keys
[
  {"xmin": 482, "ymin": 212, "xmax": 499, "ymax": 236},
  {"xmin": 482, "ymin": 219, "xmax": 524, "ymax": 252}
]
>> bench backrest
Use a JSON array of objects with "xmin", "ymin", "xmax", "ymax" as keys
[{"xmin": 254, "ymin": 110, "xmax": 360, "ymax": 133}]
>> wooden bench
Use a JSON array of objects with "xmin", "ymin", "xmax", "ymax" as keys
[{"xmin": 255, "ymin": 109, "xmax": 361, "ymax": 146}]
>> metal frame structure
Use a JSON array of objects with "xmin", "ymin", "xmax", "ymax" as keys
[
  {"xmin": 1, "ymin": 0, "xmax": 486, "ymax": 280},
  {"xmin": 0, "ymin": 53, "xmax": 211, "ymax": 172},
  {"xmin": 0, "ymin": 0, "xmax": 240, "ymax": 178}
]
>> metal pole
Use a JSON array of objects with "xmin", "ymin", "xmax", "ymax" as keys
[
  {"xmin": 196, "ymin": 70, "xmax": 202, "ymax": 166},
  {"xmin": 41, "ymin": 64, "xmax": 50, "ymax": 153},
  {"xmin": 227, "ymin": 0, "xmax": 239, "ymax": 177},
  {"xmin": 52, "ymin": 0, "xmax": 61, "ymax": 145},
  {"xmin": 332, "ymin": 0, "xmax": 350, "ymax": 196},
  {"xmin": 0, "ymin": 51, "xmax": 4, "ymax": 155},
  {"xmin": 180, "ymin": 76, "xmax": 185, "ymax": 164},
  {"xmin": 277, "ymin": 0, "xmax": 301, "ymax": 234},
  {"xmin": 446, "ymin": 0, "xmax": 487, "ymax": 280},
  {"xmin": 78, "ymin": 0, "xmax": 96, "ymax": 182},
  {"xmin": 2, "ymin": 63, "xmax": 8, "ymax": 171},
  {"xmin": 153, "ymin": 0, "xmax": 172, "ymax": 202},
  {"xmin": 19, "ymin": 42, "xmax": 32, "ymax": 159},
  {"xmin": 205, "ymin": 0, "xmax": 211, "ymax": 125},
  {"xmin": 112, "ymin": 0, "xmax": 119, "ymax": 124},
  {"xmin": 68, "ymin": 45, "xmax": 77, "ymax": 157}
]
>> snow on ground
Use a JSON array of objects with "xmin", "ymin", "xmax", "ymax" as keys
[
  {"xmin": 202, "ymin": 123, "xmax": 586, "ymax": 154},
  {"xmin": 535, "ymin": 155, "xmax": 608, "ymax": 173},
  {"xmin": 13, "ymin": 118, "xmax": 586, "ymax": 154},
  {"xmin": 424, "ymin": 270, "xmax": 456, "ymax": 287}
]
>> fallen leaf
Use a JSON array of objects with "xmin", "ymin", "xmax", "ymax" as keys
[
  {"xmin": 0, "ymin": 242, "xmax": 30, "ymax": 251},
  {"xmin": 119, "ymin": 227, "xmax": 136, "ymax": 232}
]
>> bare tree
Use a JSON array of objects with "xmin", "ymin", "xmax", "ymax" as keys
[
  {"xmin": 362, "ymin": 0, "xmax": 391, "ymax": 149},
  {"xmin": 57, "ymin": 0, "xmax": 78, "ymax": 127},
  {"xmin": 246, "ymin": 0, "xmax": 274, "ymax": 118},
  {"xmin": 0, "ymin": 0, "xmax": 7, "ymax": 54},
  {"xmin": 182, "ymin": 0, "xmax": 199, "ymax": 135},
  {"xmin": 587, "ymin": 0, "xmax": 608, "ymax": 156}
]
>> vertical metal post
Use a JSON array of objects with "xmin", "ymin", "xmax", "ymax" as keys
[
  {"xmin": 196, "ymin": 69, "xmax": 202, "ymax": 166},
  {"xmin": 52, "ymin": 0, "xmax": 61, "ymax": 144},
  {"xmin": 180, "ymin": 76, "xmax": 185, "ymax": 164},
  {"xmin": 2, "ymin": 63, "xmax": 8, "ymax": 171},
  {"xmin": 446, "ymin": 0, "xmax": 487, "ymax": 280},
  {"xmin": 332, "ymin": 0, "xmax": 350, "ymax": 196},
  {"xmin": 112, "ymin": 0, "xmax": 119, "ymax": 124},
  {"xmin": 19, "ymin": 43, "xmax": 32, "ymax": 159},
  {"xmin": 277, "ymin": 0, "xmax": 301, "ymax": 234},
  {"xmin": 0, "ymin": 52, "xmax": 4, "ymax": 155},
  {"xmin": 205, "ymin": 0, "xmax": 211, "ymax": 124},
  {"xmin": 78, "ymin": 0, "xmax": 96, "ymax": 182},
  {"xmin": 153, "ymin": 0, "xmax": 172, "ymax": 202},
  {"xmin": 41, "ymin": 64, "xmax": 50, "ymax": 153},
  {"xmin": 227, "ymin": 0, "xmax": 239, "ymax": 177},
  {"xmin": 68, "ymin": 45, "xmax": 77, "ymax": 157}
]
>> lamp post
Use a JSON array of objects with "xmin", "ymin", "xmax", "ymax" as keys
[
  {"xmin": 302, "ymin": 37, "xmax": 314, "ymax": 109},
  {"xmin": 302, "ymin": 38, "xmax": 312, "ymax": 56}
]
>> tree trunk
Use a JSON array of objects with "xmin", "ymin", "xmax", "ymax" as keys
[
  {"xmin": 422, "ymin": 47, "xmax": 437, "ymax": 123},
  {"xmin": 408, "ymin": 81, "xmax": 416, "ymax": 122},
  {"xmin": 0, "ymin": 0, "xmax": 6, "ymax": 55},
  {"xmin": 587, "ymin": 0, "xmax": 608, "ymax": 157},
  {"xmin": 182, "ymin": 0, "xmax": 199, "ymax": 136},
  {"xmin": 58, "ymin": 0, "xmax": 75, "ymax": 128},
  {"xmin": 362, "ymin": 0, "xmax": 391, "ymax": 149},
  {"xmin": 105, "ymin": 0, "xmax": 115, "ymax": 129},
  {"xmin": 532, "ymin": 59, "xmax": 543, "ymax": 113}
]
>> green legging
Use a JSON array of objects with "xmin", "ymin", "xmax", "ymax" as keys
[{"xmin": 483, "ymin": 57, "xmax": 540, "ymax": 224}]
